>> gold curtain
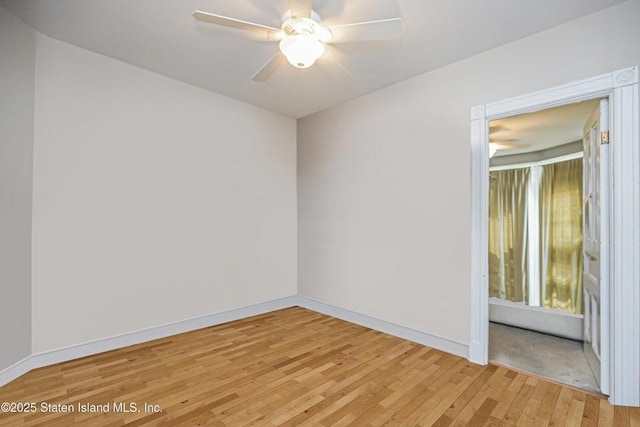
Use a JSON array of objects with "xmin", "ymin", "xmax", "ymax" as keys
[
  {"xmin": 489, "ymin": 168, "xmax": 529, "ymax": 303},
  {"xmin": 539, "ymin": 158, "xmax": 583, "ymax": 314}
]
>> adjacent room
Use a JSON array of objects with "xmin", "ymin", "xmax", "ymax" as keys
[
  {"xmin": 487, "ymin": 100, "xmax": 602, "ymax": 394},
  {"xmin": 1, "ymin": 0, "xmax": 639, "ymax": 424}
]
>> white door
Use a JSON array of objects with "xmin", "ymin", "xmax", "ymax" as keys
[{"xmin": 582, "ymin": 98, "xmax": 609, "ymax": 395}]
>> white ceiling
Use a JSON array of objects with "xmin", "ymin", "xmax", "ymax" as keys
[
  {"xmin": 0, "ymin": 0, "xmax": 625, "ymax": 118},
  {"xmin": 490, "ymin": 98, "xmax": 601, "ymax": 156}
]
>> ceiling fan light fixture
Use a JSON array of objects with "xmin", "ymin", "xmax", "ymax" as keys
[
  {"xmin": 192, "ymin": 2, "xmax": 404, "ymax": 81},
  {"xmin": 279, "ymin": 34, "xmax": 324, "ymax": 68}
]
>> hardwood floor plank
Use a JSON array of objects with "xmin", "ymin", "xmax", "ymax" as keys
[
  {"xmin": 431, "ymin": 364, "xmax": 498, "ymax": 425},
  {"xmin": 614, "ymin": 406, "xmax": 631, "ymax": 427},
  {"xmin": 534, "ymin": 382, "xmax": 563, "ymax": 424},
  {"xmin": 517, "ymin": 376, "xmax": 549, "ymax": 425},
  {"xmin": 0, "ymin": 307, "xmax": 639, "ymax": 426},
  {"xmin": 549, "ymin": 386, "xmax": 575, "ymax": 425},
  {"xmin": 566, "ymin": 391, "xmax": 587, "ymax": 427},
  {"xmin": 599, "ymin": 398, "xmax": 616, "ymax": 425},
  {"xmin": 490, "ymin": 375, "xmax": 536, "ymax": 425},
  {"xmin": 414, "ymin": 362, "xmax": 492, "ymax": 426},
  {"xmin": 464, "ymin": 397, "xmax": 498, "ymax": 426},
  {"xmin": 581, "ymin": 394, "xmax": 601, "ymax": 426},
  {"xmin": 487, "ymin": 371, "xmax": 528, "ymax": 421}
]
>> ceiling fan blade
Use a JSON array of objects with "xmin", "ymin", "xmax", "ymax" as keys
[
  {"xmin": 251, "ymin": 52, "xmax": 287, "ymax": 82},
  {"xmin": 289, "ymin": 0, "xmax": 313, "ymax": 18},
  {"xmin": 329, "ymin": 17, "xmax": 404, "ymax": 43},
  {"xmin": 193, "ymin": 10, "xmax": 281, "ymax": 40},
  {"xmin": 322, "ymin": 45, "xmax": 353, "ymax": 78}
]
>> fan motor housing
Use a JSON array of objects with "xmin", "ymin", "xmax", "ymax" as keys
[{"xmin": 280, "ymin": 10, "xmax": 331, "ymax": 40}]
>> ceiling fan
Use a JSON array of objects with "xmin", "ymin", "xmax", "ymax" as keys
[{"xmin": 192, "ymin": 0, "xmax": 404, "ymax": 81}]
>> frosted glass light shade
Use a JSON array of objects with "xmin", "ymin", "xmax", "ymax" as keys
[{"xmin": 279, "ymin": 35, "xmax": 324, "ymax": 69}]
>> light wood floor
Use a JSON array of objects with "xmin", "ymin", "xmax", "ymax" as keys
[{"xmin": 1, "ymin": 307, "xmax": 638, "ymax": 426}]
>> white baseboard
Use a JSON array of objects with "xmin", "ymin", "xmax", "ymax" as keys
[
  {"xmin": 293, "ymin": 295, "xmax": 469, "ymax": 359},
  {"xmin": 489, "ymin": 298, "xmax": 583, "ymax": 340},
  {"xmin": 0, "ymin": 296, "xmax": 299, "ymax": 388},
  {"xmin": 1, "ymin": 294, "xmax": 471, "ymax": 388},
  {"xmin": 468, "ymin": 340, "xmax": 486, "ymax": 365},
  {"xmin": 0, "ymin": 355, "xmax": 39, "ymax": 389}
]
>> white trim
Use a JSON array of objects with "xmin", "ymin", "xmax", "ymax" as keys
[
  {"xmin": 489, "ymin": 298, "xmax": 583, "ymax": 341},
  {"xmin": 490, "ymin": 152, "xmax": 584, "ymax": 171},
  {"xmin": 483, "ymin": 71, "xmax": 626, "ymax": 120},
  {"xmin": 609, "ymin": 75, "xmax": 640, "ymax": 405},
  {"xmin": 489, "ymin": 297, "xmax": 583, "ymax": 318},
  {"xmin": 599, "ymin": 98, "xmax": 611, "ymax": 396},
  {"xmin": 470, "ymin": 66, "xmax": 640, "ymax": 406},
  {"xmin": 0, "ymin": 355, "xmax": 39, "ymax": 389},
  {"xmin": 1, "ymin": 294, "xmax": 469, "ymax": 389},
  {"xmin": 0, "ymin": 296, "xmax": 299, "ymax": 388},
  {"xmin": 470, "ymin": 110, "xmax": 490, "ymax": 365},
  {"xmin": 295, "ymin": 295, "xmax": 469, "ymax": 358}
]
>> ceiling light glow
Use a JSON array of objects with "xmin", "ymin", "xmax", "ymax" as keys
[{"xmin": 279, "ymin": 34, "xmax": 325, "ymax": 68}]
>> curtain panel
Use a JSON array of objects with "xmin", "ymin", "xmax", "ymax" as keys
[
  {"xmin": 539, "ymin": 158, "xmax": 584, "ymax": 314},
  {"xmin": 489, "ymin": 158, "xmax": 583, "ymax": 314},
  {"xmin": 489, "ymin": 168, "xmax": 530, "ymax": 303}
]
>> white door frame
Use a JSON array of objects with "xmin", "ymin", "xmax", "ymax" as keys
[{"xmin": 469, "ymin": 66, "xmax": 639, "ymax": 407}]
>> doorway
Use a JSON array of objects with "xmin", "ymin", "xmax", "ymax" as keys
[
  {"xmin": 486, "ymin": 99, "xmax": 603, "ymax": 394},
  {"xmin": 468, "ymin": 66, "xmax": 640, "ymax": 407}
]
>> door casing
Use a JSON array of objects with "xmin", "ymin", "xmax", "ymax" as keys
[{"xmin": 469, "ymin": 66, "xmax": 640, "ymax": 407}]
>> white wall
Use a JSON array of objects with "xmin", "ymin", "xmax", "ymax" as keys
[
  {"xmin": 0, "ymin": 6, "xmax": 35, "ymax": 370},
  {"xmin": 297, "ymin": 0, "xmax": 640, "ymax": 346},
  {"xmin": 32, "ymin": 35, "xmax": 297, "ymax": 353}
]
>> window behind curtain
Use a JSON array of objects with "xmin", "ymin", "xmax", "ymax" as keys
[{"xmin": 489, "ymin": 157, "xmax": 583, "ymax": 314}]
